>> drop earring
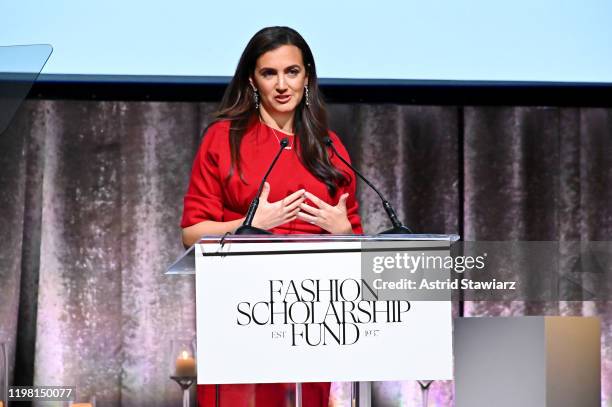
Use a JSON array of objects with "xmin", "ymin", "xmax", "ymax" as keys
[
  {"xmin": 253, "ymin": 88, "xmax": 259, "ymax": 109},
  {"xmin": 304, "ymin": 85, "xmax": 310, "ymax": 106}
]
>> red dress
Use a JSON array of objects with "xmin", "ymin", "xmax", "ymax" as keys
[{"xmin": 181, "ymin": 118, "xmax": 363, "ymax": 407}]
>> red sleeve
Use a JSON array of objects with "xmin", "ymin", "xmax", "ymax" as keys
[
  {"xmin": 180, "ymin": 122, "xmax": 227, "ymax": 228},
  {"xmin": 329, "ymin": 132, "xmax": 364, "ymax": 235}
]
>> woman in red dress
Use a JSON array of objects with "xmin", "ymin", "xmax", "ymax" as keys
[{"xmin": 181, "ymin": 26, "xmax": 363, "ymax": 407}]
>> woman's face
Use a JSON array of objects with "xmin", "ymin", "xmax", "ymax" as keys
[{"xmin": 250, "ymin": 44, "xmax": 308, "ymax": 117}]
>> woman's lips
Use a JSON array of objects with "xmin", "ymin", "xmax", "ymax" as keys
[{"xmin": 275, "ymin": 94, "xmax": 291, "ymax": 103}]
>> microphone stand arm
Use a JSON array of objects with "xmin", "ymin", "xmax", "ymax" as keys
[
  {"xmin": 325, "ymin": 138, "xmax": 413, "ymax": 235},
  {"xmin": 234, "ymin": 139, "xmax": 288, "ymax": 235}
]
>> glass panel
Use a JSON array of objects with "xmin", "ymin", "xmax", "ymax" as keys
[
  {"xmin": 166, "ymin": 234, "xmax": 459, "ymax": 275},
  {"xmin": 0, "ymin": 44, "xmax": 53, "ymax": 135}
]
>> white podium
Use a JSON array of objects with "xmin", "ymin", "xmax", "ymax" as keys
[{"xmin": 167, "ymin": 234, "xmax": 457, "ymax": 406}]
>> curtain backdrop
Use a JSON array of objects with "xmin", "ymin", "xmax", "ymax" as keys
[{"xmin": 0, "ymin": 100, "xmax": 610, "ymax": 406}]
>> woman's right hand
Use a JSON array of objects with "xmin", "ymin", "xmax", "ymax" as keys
[{"xmin": 252, "ymin": 183, "xmax": 305, "ymax": 230}]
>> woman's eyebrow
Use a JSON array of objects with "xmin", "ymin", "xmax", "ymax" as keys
[{"xmin": 258, "ymin": 64, "xmax": 302, "ymax": 73}]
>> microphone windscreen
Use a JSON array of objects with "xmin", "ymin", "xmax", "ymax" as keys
[{"xmin": 280, "ymin": 138, "xmax": 289, "ymax": 147}]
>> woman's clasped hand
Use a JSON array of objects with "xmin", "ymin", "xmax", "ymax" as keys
[
  {"xmin": 251, "ymin": 182, "xmax": 352, "ymax": 234},
  {"xmin": 251, "ymin": 182, "xmax": 305, "ymax": 230},
  {"xmin": 297, "ymin": 191, "xmax": 352, "ymax": 234}
]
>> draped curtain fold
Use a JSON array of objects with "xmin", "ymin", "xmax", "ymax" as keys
[{"xmin": 0, "ymin": 100, "xmax": 610, "ymax": 406}]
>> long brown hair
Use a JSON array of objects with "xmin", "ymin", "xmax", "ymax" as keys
[{"xmin": 215, "ymin": 26, "xmax": 349, "ymax": 196}]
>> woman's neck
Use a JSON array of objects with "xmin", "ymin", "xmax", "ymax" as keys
[{"xmin": 259, "ymin": 106, "xmax": 294, "ymax": 134}]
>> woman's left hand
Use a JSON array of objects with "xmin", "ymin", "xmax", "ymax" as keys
[{"xmin": 297, "ymin": 191, "xmax": 353, "ymax": 234}]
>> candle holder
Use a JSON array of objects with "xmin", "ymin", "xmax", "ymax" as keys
[
  {"xmin": 170, "ymin": 376, "xmax": 196, "ymax": 407},
  {"xmin": 417, "ymin": 380, "xmax": 434, "ymax": 407},
  {"xmin": 169, "ymin": 338, "xmax": 197, "ymax": 407}
]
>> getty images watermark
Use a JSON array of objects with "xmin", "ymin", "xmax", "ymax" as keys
[{"xmin": 361, "ymin": 241, "xmax": 612, "ymax": 301}]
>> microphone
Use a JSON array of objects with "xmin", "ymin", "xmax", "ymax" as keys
[
  {"xmin": 234, "ymin": 137, "xmax": 289, "ymax": 235},
  {"xmin": 323, "ymin": 136, "xmax": 413, "ymax": 235}
]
